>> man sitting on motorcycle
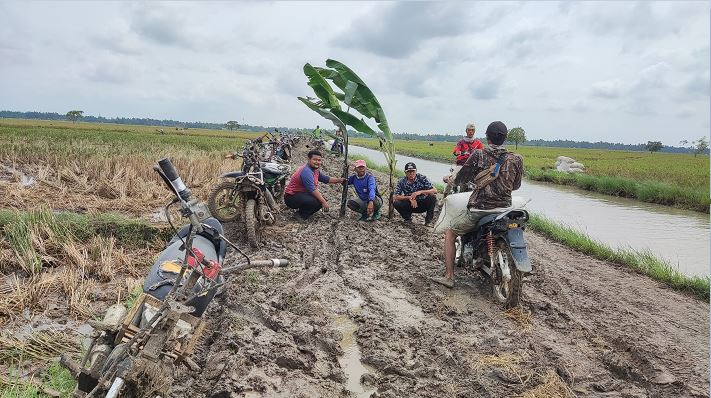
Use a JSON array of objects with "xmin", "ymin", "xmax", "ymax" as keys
[
  {"xmin": 434, "ymin": 121, "xmax": 523, "ymax": 288},
  {"xmin": 284, "ymin": 150, "xmax": 346, "ymax": 220},
  {"xmin": 346, "ymin": 159, "xmax": 382, "ymax": 221}
]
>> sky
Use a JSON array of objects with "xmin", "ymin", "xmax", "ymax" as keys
[{"xmin": 0, "ymin": 1, "xmax": 708, "ymax": 145}]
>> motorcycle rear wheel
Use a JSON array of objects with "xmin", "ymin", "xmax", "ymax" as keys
[
  {"xmin": 208, "ymin": 182, "xmax": 241, "ymax": 223},
  {"xmin": 491, "ymin": 241, "xmax": 523, "ymax": 309},
  {"xmin": 244, "ymin": 199, "xmax": 261, "ymax": 247}
]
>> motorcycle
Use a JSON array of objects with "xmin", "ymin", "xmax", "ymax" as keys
[
  {"xmin": 455, "ymin": 200, "xmax": 531, "ymax": 308},
  {"xmin": 60, "ymin": 158, "xmax": 289, "ymax": 397},
  {"xmin": 207, "ymin": 142, "xmax": 288, "ymax": 246}
]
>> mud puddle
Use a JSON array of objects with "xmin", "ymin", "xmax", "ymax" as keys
[
  {"xmin": 334, "ymin": 290, "xmax": 375, "ymax": 398},
  {"xmin": 334, "ymin": 314, "xmax": 375, "ymax": 398},
  {"xmin": 1, "ymin": 164, "xmax": 36, "ymax": 186}
]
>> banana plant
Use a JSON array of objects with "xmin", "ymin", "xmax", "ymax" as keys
[{"xmin": 298, "ymin": 60, "xmax": 397, "ymax": 218}]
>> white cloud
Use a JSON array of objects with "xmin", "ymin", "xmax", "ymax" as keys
[{"xmin": 0, "ymin": 1, "xmax": 707, "ymax": 146}]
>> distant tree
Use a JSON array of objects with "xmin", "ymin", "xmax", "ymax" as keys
[
  {"xmin": 694, "ymin": 137, "xmax": 709, "ymax": 157},
  {"xmin": 645, "ymin": 141, "xmax": 663, "ymax": 154},
  {"xmin": 507, "ymin": 127, "xmax": 526, "ymax": 149},
  {"xmin": 225, "ymin": 121, "xmax": 240, "ymax": 131},
  {"xmin": 65, "ymin": 110, "xmax": 83, "ymax": 123},
  {"xmin": 680, "ymin": 138, "xmax": 709, "ymax": 157}
]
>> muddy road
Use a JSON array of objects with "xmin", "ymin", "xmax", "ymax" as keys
[{"xmin": 174, "ymin": 143, "xmax": 708, "ymax": 398}]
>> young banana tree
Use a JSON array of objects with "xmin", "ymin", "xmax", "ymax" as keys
[{"xmin": 298, "ymin": 59, "xmax": 397, "ymax": 218}]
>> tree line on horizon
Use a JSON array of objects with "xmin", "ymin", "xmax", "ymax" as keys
[{"xmin": 1, "ymin": 110, "xmax": 706, "ymax": 154}]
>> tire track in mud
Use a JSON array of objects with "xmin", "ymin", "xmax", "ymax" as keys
[{"xmin": 173, "ymin": 143, "xmax": 708, "ymax": 398}]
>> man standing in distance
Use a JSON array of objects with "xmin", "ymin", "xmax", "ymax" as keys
[
  {"xmin": 284, "ymin": 150, "xmax": 346, "ymax": 220},
  {"xmin": 442, "ymin": 123, "xmax": 484, "ymax": 199}
]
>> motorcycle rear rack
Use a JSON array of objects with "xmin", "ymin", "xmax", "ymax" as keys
[{"xmin": 116, "ymin": 293, "xmax": 207, "ymax": 362}]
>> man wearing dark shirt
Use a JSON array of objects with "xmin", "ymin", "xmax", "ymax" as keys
[
  {"xmin": 393, "ymin": 162, "xmax": 438, "ymax": 226},
  {"xmin": 434, "ymin": 121, "xmax": 524, "ymax": 288}
]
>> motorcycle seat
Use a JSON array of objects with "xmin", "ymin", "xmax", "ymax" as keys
[
  {"xmin": 475, "ymin": 213, "xmax": 499, "ymax": 230},
  {"xmin": 221, "ymin": 171, "xmax": 246, "ymax": 178}
]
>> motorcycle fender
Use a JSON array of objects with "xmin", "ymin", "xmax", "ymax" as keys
[{"xmin": 505, "ymin": 228, "xmax": 532, "ymax": 273}]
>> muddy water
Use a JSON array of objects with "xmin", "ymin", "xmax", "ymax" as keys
[
  {"xmin": 333, "ymin": 315, "xmax": 375, "ymax": 398},
  {"xmin": 347, "ymin": 145, "xmax": 710, "ymax": 277},
  {"xmin": 335, "ymin": 291, "xmax": 375, "ymax": 398}
]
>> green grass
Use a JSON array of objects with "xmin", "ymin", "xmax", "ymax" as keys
[
  {"xmin": 350, "ymin": 138, "xmax": 710, "ymax": 212},
  {"xmin": 124, "ymin": 284, "xmax": 144, "ymax": 309},
  {"xmin": 0, "ymin": 361, "xmax": 76, "ymax": 398},
  {"xmin": 528, "ymin": 214, "xmax": 710, "ymax": 301}
]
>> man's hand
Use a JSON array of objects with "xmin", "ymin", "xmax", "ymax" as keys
[
  {"xmin": 410, "ymin": 198, "xmax": 418, "ymax": 208},
  {"xmin": 410, "ymin": 192, "xmax": 419, "ymax": 201},
  {"xmin": 367, "ymin": 201, "xmax": 374, "ymax": 216},
  {"xmin": 322, "ymin": 202, "xmax": 330, "ymax": 212}
]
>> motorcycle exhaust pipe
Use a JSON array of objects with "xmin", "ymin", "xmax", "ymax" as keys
[{"xmin": 222, "ymin": 259, "xmax": 289, "ymax": 275}]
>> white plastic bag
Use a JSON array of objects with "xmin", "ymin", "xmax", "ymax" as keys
[{"xmin": 434, "ymin": 192, "xmax": 527, "ymax": 234}]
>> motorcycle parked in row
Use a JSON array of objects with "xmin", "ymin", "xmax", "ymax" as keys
[
  {"xmin": 208, "ymin": 140, "xmax": 289, "ymax": 246},
  {"xmin": 60, "ymin": 158, "xmax": 289, "ymax": 397}
]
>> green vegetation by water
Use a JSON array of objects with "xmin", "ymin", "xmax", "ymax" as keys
[
  {"xmin": 528, "ymin": 214, "xmax": 709, "ymax": 301},
  {"xmin": 350, "ymin": 137, "xmax": 710, "ymax": 212}
]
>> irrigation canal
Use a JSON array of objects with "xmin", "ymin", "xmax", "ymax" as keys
[{"xmin": 345, "ymin": 144, "xmax": 710, "ymax": 278}]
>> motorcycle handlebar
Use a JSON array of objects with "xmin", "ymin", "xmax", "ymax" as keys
[
  {"xmin": 157, "ymin": 158, "xmax": 192, "ymax": 201},
  {"xmin": 221, "ymin": 259, "xmax": 289, "ymax": 275}
]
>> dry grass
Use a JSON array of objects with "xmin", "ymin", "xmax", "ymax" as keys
[
  {"xmin": 0, "ymin": 274, "xmax": 58, "ymax": 319},
  {"xmin": 504, "ymin": 307, "xmax": 533, "ymax": 330},
  {"xmin": 0, "ymin": 330, "xmax": 80, "ymax": 364},
  {"xmin": 473, "ymin": 352, "xmax": 522, "ymax": 374},
  {"xmin": 0, "ymin": 120, "xmax": 245, "ymax": 217},
  {"xmin": 519, "ymin": 369, "xmax": 575, "ymax": 398},
  {"xmin": 0, "ymin": 210, "xmax": 159, "ymax": 320}
]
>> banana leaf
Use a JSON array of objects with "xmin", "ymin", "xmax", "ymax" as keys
[
  {"xmin": 344, "ymin": 81, "xmax": 358, "ymax": 108},
  {"xmin": 325, "ymin": 59, "xmax": 383, "ymax": 121},
  {"xmin": 303, "ymin": 64, "xmax": 340, "ymax": 110},
  {"xmin": 298, "ymin": 97, "xmax": 346, "ymax": 133},
  {"xmin": 317, "ymin": 66, "xmax": 376, "ymax": 120},
  {"xmin": 330, "ymin": 108, "xmax": 382, "ymax": 140}
]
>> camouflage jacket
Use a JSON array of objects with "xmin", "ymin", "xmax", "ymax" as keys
[{"xmin": 453, "ymin": 146, "xmax": 524, "ymax": 209}]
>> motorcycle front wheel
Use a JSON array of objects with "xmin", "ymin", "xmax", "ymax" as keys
[
  {"xmin": 491, "ymin": 241, "xmax": 523, "ymax": 309},
  {"xmin": 244, "ymin": 199, "xmax": 261, "ymax": 247},
  {"xmin": 208, "ymin": 182, "xmax": 241, "ymax": 222}
]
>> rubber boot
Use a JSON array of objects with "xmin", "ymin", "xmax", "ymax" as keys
[{"xmin": 371, "ymin": 207, "xmax": 381, "ymax": 221}]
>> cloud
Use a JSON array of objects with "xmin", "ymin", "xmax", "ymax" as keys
[
  {"xmin": 92, "ymin": 23, "xmax": 143, "ymax": 56},
  {"xmin": 333, "ymin": 2, "xmax": 476, "ymax": 59},
  {"xmin": 129, "ymin": 4, "xmax": 195, "ymax": 48},
  {"xmin": 470, "ymin": 77, "xmax": 503, "ymax": 100},
  {"xmin": 591, "ymin": 79, "xmax": 623, "ymax": 99},
  {"xmin": 83, "ymin": 57, "xmax": 137, "ymax": 84},
  {"xmin": 683, "ymin": 73, "xmax": 710, "ymax": 98}
]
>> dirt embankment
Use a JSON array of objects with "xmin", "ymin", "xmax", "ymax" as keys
[{"xmin": 173, "ymin": 142, "xmax": 709, "ymax": 398}]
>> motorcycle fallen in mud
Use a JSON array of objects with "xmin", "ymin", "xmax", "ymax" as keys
[
  {"xmin": 455, "ymin": 204, "xmax": 532, "ymax": 308},
  {"xmin": 207, "ymin": 141, "xmax": 289, "ymax": 246},
  {"xmin": 60, "ymin": 158, "xmax": 289, "ymax": 398}
]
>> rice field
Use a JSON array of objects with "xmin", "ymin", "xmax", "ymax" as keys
[
  {"xmin": 0, "ymin": 119, "xmax": 263, "ymax": 387},
  {"xmin": 0, "ymin": 118, "xmax": 258, "ymax": 215},
  {"xmin": 350, "ymin": 137, "xmax": 710, "ymax": 212}
]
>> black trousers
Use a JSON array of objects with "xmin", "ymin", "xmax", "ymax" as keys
[
  {"xmin": 284, "ymin": 193, "xmax": 322, "ymax": 220},
  {"xmin": 393, "ymin": 195, "xmax": 436, "ymax": 222}
]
